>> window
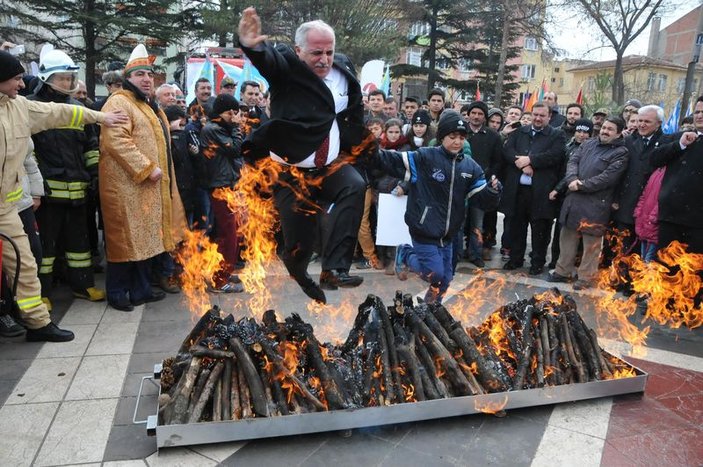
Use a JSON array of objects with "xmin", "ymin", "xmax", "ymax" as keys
[
  {"xmin": 554, "ymin": 67, "xmax": 560, "ymax": 72},
  {"xmin": 524, "ymin": 37, "xmax": 538, "ymax": 51},
  {"xmin": 647, "ymin": 72, "xmax": 656, "ymax": 91},
  {"xmin": 587, "ymin": 77, "xmax": 595, "ymax": 92},
  {"xmin": 657, "ymin": 74, "xmax": 668, "ymax": 92},
  {"xmin": 409, "ymin": 22, "xmax": 430, "ymax": 37},
  {"xmin": 406, "ymin": 48, "xmax": 422, "ymax": 67},
  {"xmin": 559, "ymin": 78, "xmax": 564, "ymax": 87},
  {"xmin": 677, "ymin": 78, "xmax": 686, "ymax": 94},
  {"xmin": 521, "ymin": 64, "xmax": 536, "ymax": 80}
]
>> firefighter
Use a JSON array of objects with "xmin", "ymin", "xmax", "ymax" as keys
[
  {"xmin": 0, "ymin": 50, "xmax": 126, "ymax": 341},
  {"xmin": 28, "ymin": 49, "xmax": 106, "ymax": 308}
]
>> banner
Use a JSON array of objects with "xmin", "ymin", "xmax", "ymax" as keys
[{"xmin": 360, "ymin": 60, "xmax": 385, "ymax": 95}]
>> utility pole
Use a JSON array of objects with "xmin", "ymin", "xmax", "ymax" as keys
[{"xmin": 680, "ymin": 6, "xmax": 703, "ymax": 124}]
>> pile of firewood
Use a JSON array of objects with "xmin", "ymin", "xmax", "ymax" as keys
[{"xmin": 158, "ymin": 289, "xmax": 633, "ymax": 424}]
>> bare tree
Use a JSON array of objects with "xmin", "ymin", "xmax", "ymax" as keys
[{"xmin": 567, "ymin": 0, "xmax": 666, "ymax": 105}]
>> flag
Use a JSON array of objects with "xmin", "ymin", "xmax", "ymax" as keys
[
  {"xmin": 537, "ymin": 78, "xmax": 547, "ymax": 101},
  {"xmin": 526, "ymin": 89, "xmax": 538, "ymax": 112},
  {"xmin": 199, "ymin": 54, "xmax": 214, "ymax": 84},
  {"xmin": 475, "ymin": 81, "xmax": 481, "ymax": 101},
  {"xmin": 238, "ymin": 57, "xmax": 269, "ymax": 96},
  {"xmin": 685, "ymin": 98, "xmax": 694, "ymax": 117},
  {"xmin": 662, "ymin": 99, "xmax": 681, "ymax": 134},
  {"xmin": 575, "ymin": 84, "xmax": 583, "ymax": 105},
  {"xmin": 381, "ymin": 64, "xmax": 391, "ymax": 96},
  {"xmin": 522, "ymin": 88, "xmax": 530, "ymax": 111}
]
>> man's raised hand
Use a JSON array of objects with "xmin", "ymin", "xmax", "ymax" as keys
[{"xmin": 238, "ymin": 7, "xmax": 268, "ymax": 48}]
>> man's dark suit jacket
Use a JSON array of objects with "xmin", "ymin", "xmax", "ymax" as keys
[
  {"xmin": 500, "ymin": 124, "xmax": 566, "ymax": 220},
  {"xmin": 240, "ymin": 42, "xmax": 364, "ymax": 164}
]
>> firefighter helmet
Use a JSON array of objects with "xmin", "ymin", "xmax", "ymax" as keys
[{"xmin": 38, "ymin": 50, "xmax": 79, "ymax": 83}]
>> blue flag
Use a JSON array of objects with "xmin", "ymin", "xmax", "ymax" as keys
[{"xmin": 662, "ymin": 99, "xmax": 681, "ymax": 134}]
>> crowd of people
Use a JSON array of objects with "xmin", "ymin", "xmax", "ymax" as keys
[{"xmin": 2, "ymin": 10, "xmax": 701, "ymax": 342}]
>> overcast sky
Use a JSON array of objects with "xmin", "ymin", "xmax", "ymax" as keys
[{"xmin": 551, "ymin": 0, "xmax": 701, "ymax": 61}]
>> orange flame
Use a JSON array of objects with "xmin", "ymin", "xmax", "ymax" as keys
[
  {"xmin": 175, "ymin": 229, "xmax": 224, "ymax": 317},
  {"xmin": 609, "ymin": 366, "xmax": 637, "ymax": 379},
  {"xmin": 402, "ymin": 383, "xmax": 415, "ymax": 402},
  {"xmin": 448, "ymin": 273, "xmax": 507, "ymax": 326},
  {"xmin": 212, "ymin": 158, "xmax": 282, "ymax": 316},
  {"xmin": 474, "ymin": 394, "xmax": 509, "ymax": 414}
]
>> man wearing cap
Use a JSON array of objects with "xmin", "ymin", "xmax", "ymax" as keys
[
  {"xmin": 100, "ymin": 44, "xmax": 187, "ymax": 312},
  {"xmin": 219, "ymin": 76, "xmax": 237, "ymax": 96},
  {"xmin": 591, "ymin": 108, "xmax": 609, "ymax": 133},
  {"xmin": 29, "ymin": 48, "xmax": 108, "ymax": 308},
  {"xmin": 0, "ymin": 50, "xmax": 126, "ymax": 341},
  {"xmin": 238, "ymin": 8, "xmax": 366, "ymax": 303},
  {"xmin": 461, "ymin": 101, "xmax": 502, "ymax": 266},
  {"xmin": 199, "ymin": 94, "xmax": 245, "ymax": 293},
  {"xmin": 621, "ymin": 99, "xmax": 642, "ymax": 123},
  {"xmin": 501, "ymin": 102, "xmax": 566, "ymax": 275},
  {"xmin": 549, "ymin": 116, "xmax": 628, "ymax": 289},
  {"xmin": 375, "ymin": 110, "xmax": 502, "ymax": 304}
]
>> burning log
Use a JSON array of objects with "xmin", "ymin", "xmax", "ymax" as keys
[
  {"xmin": 188, "ymin": 361, "xmax": 224, "ymax": 423},
  {"xmin": 229, "ymin": 337, "xmax": 270, "ymax": 417},
  {"xmin": 178, "ymin": 308, "xmax": 219, "ymax": 354},
  {"xmin": 238, "ymin": 363, "xmax": 252, "ymax": 418},
  {"xmin": 287, "ymin": 314, "xmax": 348, "ymax": 410},
  {"xmin": 222, "ymin": 360, "xmax": 232, "ymax": 421},
  {"xmin": 406, "ymin": 309, "xmax": 474, "ymax": 396},
  {"xmin": 513, "ymin": 305, "xmax": 536, "ymax": 390},
  {"xmin": 189, "ymin": 345, "xmax": 235, "ymax": 360},
  {"xmin": 162, "ymin": 356, "xmax": 202, "ymax": 425}
]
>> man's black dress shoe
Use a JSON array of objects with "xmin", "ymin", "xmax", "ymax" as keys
[
  {"xmin": 502, "ymin": 261, "xmax": 523, "ymax": 271},
  {"xmin": 26, "ymin": 322, "xmax": 75, "ymax": 342},
  {"xmin": 131, "ymin": 290, "xmax": 167, "ymax": 306},
  {"xmin": 529, "ymin": 265, "xmax": 544, "ymax": 275},
  {"xmin": 319, "ymin": 270, "xmax": 364, "ymax": 290}
]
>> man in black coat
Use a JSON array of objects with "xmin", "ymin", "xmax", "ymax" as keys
[
  {"xmin": 238, "ymin": 7, "xmax": 366, "ymax": 304},
  {"xmin": 650, "ymin": 96, "xmax": 703, "ymax": 254},
  {"xmin": 501, "ymin": 103, "xmax": 566, "ymax": 275},
  {"xmin": 461, "ymin": 101, "xmax": 503, "ymax": 265},
  {"xmin": 612, "ymin": 105, "xmax": 673, "ymax": 252}
]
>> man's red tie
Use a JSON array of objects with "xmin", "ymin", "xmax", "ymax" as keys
[{"xmin": 314, "ymin": 136, "xmax": 330, "ymax": 168}]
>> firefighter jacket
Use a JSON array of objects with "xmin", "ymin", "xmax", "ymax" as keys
[
  {"xmin": 28, "ymin": 87, "xmax": 99, "ymax": 205},
  {"xmin": 0, "ymin": 92, "xmax": 104, "ymax": 215}
]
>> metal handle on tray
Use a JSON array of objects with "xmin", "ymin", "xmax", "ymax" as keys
[{"xmin": 133, "ymin": 364, "xmax": 162, "ymax": 436}]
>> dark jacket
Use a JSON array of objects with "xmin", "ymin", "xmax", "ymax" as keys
[
  {"xmin": 466, "ymin": 125, "xmax": 503, "ymax": 179},
  {"xmin": 613, "ymin": 128, "xmax": 674, "ymax": 225},
  {"xmin": 240, "ymin": 42, "xmax": 364, "ymax": 164},
  {"xmin": 170, "ymin": 128, "xmax": 196, "ymax": 214},
  {"xmin": 553, "ymin": 137, "xmax": 584, "ymax": 195},
  {"xmin": 28, "ymin": 86, "xmax": 98, "ymax": 205},
  {"xmin": 375, "ymin": 146, "xmax": 502, "ymax": 246},
  {"xmin": 651, "ymin": 138, "xmax": 703, "ymax": 228},
  {"xmin": 500, "ymin": 124, "xmax": 566, "ymax": 219},
  {"xmin": 199, "ymin": 119, "xmax": 243, "ymax": 189},
  {"xmin": 549, "ymin": 109, "xmax": 566, "ymax": 128},
  {"xmin": 184, "ymin": 118, "xmax": 208, "ymax": 188},
  {"xmin": 559, "ymin": 136, "xmax": 629, "ymax": 236}
]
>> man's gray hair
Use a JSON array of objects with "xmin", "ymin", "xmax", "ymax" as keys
[
  {"xmin": 638, "ymin": 104, "xmax": 665, "ymax": 122},
  {"xmin": 155, "ymin": 83, "xmax": 177, "ymax": 97},
  {"xmin": 295, "ymin": 20, "xmax": 335, "ymax": 50}
]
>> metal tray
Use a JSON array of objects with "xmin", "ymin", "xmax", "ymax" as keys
[{"xmin": 137, "ymin": 353, "xmax": 647, "ymax": 449}]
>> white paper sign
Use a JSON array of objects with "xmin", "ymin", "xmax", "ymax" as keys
[{"xmin": 376, "ymin": 193, "xmax": 412, "ymax": 246}]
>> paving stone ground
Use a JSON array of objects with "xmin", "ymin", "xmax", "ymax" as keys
[{"xmin": 1, "ymin": 247, "xmax": 701, "ymax": 467}]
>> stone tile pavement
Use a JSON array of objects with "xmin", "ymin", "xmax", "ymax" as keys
[{"xmin": 0, "ymin": 250, "xmax": 701, "ymax": 466}]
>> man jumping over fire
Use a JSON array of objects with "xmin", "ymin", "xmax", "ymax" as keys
[{"xmin": 238, "ymin": 7, "xmax": 366, "ymax": 304}]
